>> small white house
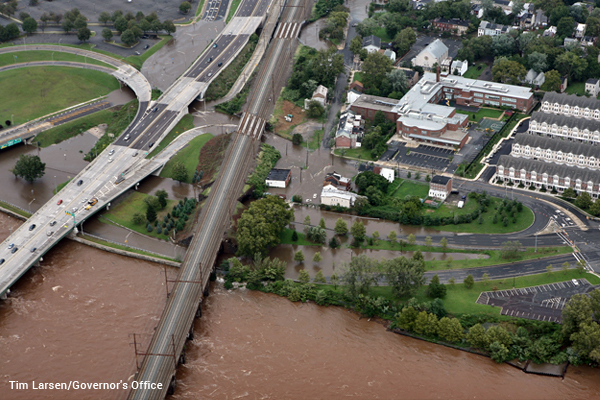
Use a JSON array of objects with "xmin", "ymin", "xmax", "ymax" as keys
[
  {"xmin": 451, "ymin": 60, "xmax": 468, "ymax": 76},
  {"xmin": 383, "ymin": 49, "xmax": 396, "ymax": 62},
  {"xmin": 380, "ymin": 168, "xmax": 395, "ymax": 183},
  {"xmin": 586, "ymin": 78, "xmax": 600, "ymax": 97},
  {"xmin": 523, "ymin": 68, "xmax": 545, "ymax": 87},
  {"xmin": 304, "ymin": 85, "xmax": 328, "ymax": 109},
  {"xmin": 576, "ymin": 23, "xmax": 586, "ymax": 38},
  {"xmin": 321, "ymin": 185, "xmax": 362, "ymax": 208},
  {"xmin": 362, "ymin": 35, "xmax": 381, "ymax": 54},
  {"xmin": 265, "ymin": 168, "xmax": 291, "ymax": 188}
]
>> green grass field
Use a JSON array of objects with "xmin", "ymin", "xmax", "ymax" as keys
[
  {"xmin": 456, "ymin": 108, "xmax": 504, "ymax": 122},
  {"xmin": 160, "ymin": 133, "xmax": 214, "ymax": 182},
  {"xmin": 35, "ymin": 109, "xmax": 113, "ymax": 147},
  {"xmin": 0, "ymin": 200, "xmax": 31, "ymax": 218},
  {"xmin": 305, "ymin": 128, "xmax": 323, "ymax": 150},
  {"xmin": 353, "ymin": 72, "xmax": 363, "ymax": 83},
  {"xmin": 125, "ymin": 35, "xmax": 172, "ymax": 70},
  {"xmin": 227, "ymin": 0, "xmax": 243, "ymax": 23},
  {"xmin": 429, "ymin": 197, "xmax": 535, "ymax": 234},
  {"xmin": 372, "ymin": 27, "xmax": 393, "ymax": 42},
  {"xmin": 334, "ymin": 147, "xmax": 375, "ymax": 160},
  {"xmin": 147, "ymin": 114, "xmax": 195, "ymax": 158},
  {"xmin": 102, "ymin": 191, "xmax": 177, "ymax": 240},
  {"xmin": 0, "ymin": 50, "xmax": 113, "ymax": 69},
  {"xmin": 463, "ymin": 63, "xmax": 487, "ymax": 79},
  {"xmin": 565, "ymin": 82, "xmax": 586, "ymax": 96},
  {"xmin": 389, "ymin": 180, "xmax": 430, "ymax": 199},
  {"xmin": 280, "ymin": 228, "xmax": 322, "ymax": 246},
  {"xmin": 195, "ymin": 0, "xmax": 207, "ymax": 16},
  {"xmin": 0, "ymin": 67, "xmax": 119, "ymax": 126}
]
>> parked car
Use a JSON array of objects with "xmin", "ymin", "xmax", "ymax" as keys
[
  {"xmin": 77, "ymin": 180, "xmax": 83, "ymax": 186},
  {"xmin": 29, "ymin": 224, "xmax": 36, "ymax": 231}
]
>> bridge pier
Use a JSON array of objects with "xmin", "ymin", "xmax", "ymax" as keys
[
  {"xmin": 187, "ymin": 326, "xmax": 195, "ymax": 341},
  {"xmin": 195, "ymin": 303, "xmax": 202, "ymax": 318},
  {"xmin": 0, "ymin": 288, "xmax": 9, "ymax": 300},
  {"xmin": 178, "ymin": 350, "xmax": 186, "ymax": 365},
  {"xmin": 167, "ymin": 377, "xmax": 177, "ymax": 396}
]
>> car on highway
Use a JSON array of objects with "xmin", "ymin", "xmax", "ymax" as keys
[
  {"xmin": 213, "ymin": 43, "xmax": 217, "ymax": 48},
  {"xmin": 109, "ymin": 149, "xmax": 115, "ymax": 156},
  {"xmin": 133, "ymin": 152, "xmax": 138, "ymax": 157},
  {"xmin": 46, "ymin": 231, "xmax": 53, "ymax": 236},
  {"xmin": 30, "ymin": 248, "xmax": 37, "ymax": 253},
  {"xmin": 72, "ymin": 207, "xmax": 78, "ymax": 212},
  {"xmin": 11, "ymin": 247, "xmax": 18, "ymax": 254},
  {"xmin": 109, "ymin": 157, "xmax": 113, "ymax": 163},
  {"xmin": 57, "ymin": 199, "xmax": 63, "ymax": 205},
  {"xmin": 77, "ymin": 180, "xmax": 83, "ymax": 186},
  {"xmin": 29, "ymin": 224, "xmax": 36, "ymax": 231},
  {"xmin": 208, "ymin": 57, "xmax": 213, "ymax": 63},
  {"xmin": 124, "ymin": 134, "xmax": 130, "ymax": 141},
  {"xmin": 85, "ymin": 205, "xmax": 92, "ymax": 210},
  {"xmin": 8, "ymin": 243, "xmax": 14, "ymax": 249},
  {"xmin": 149, "ymin": 142, "xmax": 155, "ymax": 148},
  {"xmin": 218, "ymin": 62, "xmax": 222, "ymax": 67},
  {"xmin": 49, "ymin": 221, "xmax": 57, "ymax": 226},
  {"xmin": 88, "ymin": 198, "xmax": 98, "ymax": 206},
  {"xmin": 153, "ymin": 107, "xmax": 158, "ymax": 112},
  {"xmin": 0, "ymin": 259, "xmax": 4, "ymax": 265},
  {"xmin": 207, "ymin": 73, "xmax": 212, "ymax": 77}
]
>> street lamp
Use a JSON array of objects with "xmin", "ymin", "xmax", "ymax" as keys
[
  {"xmin": 51, "ymin": 52, "xmax": 54, "ymax": 63},
  {"xmin": 28, "ymin": 198, "xmax": 35, "ymax": 213},
  {"xmin": 59, "ymin": 39, "xmax": 62, "ymax": 47},
  {"xmin": 54, "ymin": 175, "xmax": 57, "ymax": 193}
]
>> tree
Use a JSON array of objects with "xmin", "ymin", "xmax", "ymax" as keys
[
  {"xmin": 384, "ymin": 255, "xmax": 426, "ymax": 298},
  {"xmin": 236, "ymin": 196, "xmax": 294, "ymax": 257},
  {"xmin": 356, "ymin": 18, "xmax": 378, "ymax": 37},
  {"xmin": 492, "ymin": 59, "xmax": 527, "ymax": 84},
  {"xmin": 341, "ymin": 254, "xmax": 379, "ymax": 297},
  {"xmin": 407, "ymin": 233, "xmax": 416, "ymax": 246},
  {"xmin": 555, "ymin": 51, "xmax": 587, "ymax": 80},
  {"xmin": 440, "ymin": 237, "xmax": 448, "ymax": 252},
  {"xmin": 334, "ymin": 218, "xmax": 348, "ymax": 236},
  {"xmin": 394, "ymin": 27, "xmax": 416, "ymax": 56},
  {"xmin": 562, "ymin": 187, "xmax": 577, "ymax": 198},
  {"xmin": 464, "ymin": 274, "xmax": 474, "ymax": 289},
  {"xmin": 330, "ymin": 272, "xmax": 339, "ymax": 289},
  {"xmin": 146, "ymin": 205, "xmax": 157, "ymax": 223},
  {"xmin": 121, "ymin": 29, "xmax": 136, "ymax": 46},
  {"xmin": 446, "ymin": 256, "xmax": 453, "ymax": 269},
  {"xmin": 11, "ymin": 155, "xmax": 45, "ymax": 182},
  {"xmin": 306, "ymin": 100, "xmax": 325, "ymax": 118},
  {"xmin": 294, "ymin": 250, "xmax": 305, "ymax": 263},
  {"xmin": 570, "ymin": 322, "xmax": 600, "ymax": 363},
  {"xmin": 306, "ymin": 226, "xmax": 327, "ymax": 244},
  {"xmin": 425, "ymin": 236, "xmax": 432, "ymax": 247},
  {"xmin": 448, "ymin": 277, "xmax": 456, "ymax": 287},
  {"xmin": 546, "ymin": 264, "xmax": 553, "ymax": 275},
  {"xmin": 541, "ymin": 70, "xmax": 562, "ymax": 92},
  {"xmin": 575, "ymin": 192, "xmax": 593, "ymax": 210},
  {"xmin": 132, "ymin": 212, "xmax": 145, "ymax": 225},
  {"xmin": 313, "ymin": 252, "xmax": 322, "ymax": 263},
  {"xmin": 350, "ymin": 220, "xmax": 366, "ymax": 244},
  {"xmin": 180, "ymin": 1, "xmax": 192, "ymax": 13},
  {"xmin": 114, "ymin": 16, "xmax": 128, "ymax": 34},
  {"xmin": 466, "ymin": 323, "xmax": 488, "ymax": 349},
  {"xmin": 314, "ymin": 270, "xmax": 326, "ymax": 283},
  {"xmin": 298, "ymin": 269, "xmax": 310, "ymax": 283},
  {"xmin": 492, "ymin": 34, "xmax": 515, "ymax": 57},
  {"xmin": 291, "ymin": 230, "xmax": 298, "ymax": 241},
  {"xmin": 388, "ymin": 230, "xmax": 397, "ymax": 245},
  {"xmin": 562, "ymin": 293, "xmax": 595, "ymax": 337},
  {"xmin": 155, "ymin": 189, "xmax": 168, "ymax": 209},
  {"xmin": 99, "ymin": 11, "xmax": 112, "ymax": 25},
  {"xmin": 172, "ymin": 161, "xmax": 188, "ymax": 182},
  {"xmin": 528, "ymin": 51, "xmax": 548, "ymax": 73},
  {"xmin": 22, "ymin": 17, "xmax": 37, "ymax": 35},
  {"xmin": 292, "ymin": 133, "xmax": 303, "ymax": 145},
  {"xmin": 102, "ymin": 27, "xmax": 113, "ymax": 42},
  {"xmin": 350, "ymin": 35, "xmax": 363, "ymax": 56},
  {"xmin": 163, "ymin": 20, "xmax": 176, "ymax": 35},
  {"xmin": 501, "ymin": 240, "xmax": 522, "ymax": 259},
  {"xmin": 413, "ymin": 311, "xmax": 439, "ymax": 336},
  {"xmin": 427, "ymin": 274, "xmax": 447, "ymax": 299},
  {"xmin": 557, "ymin": 16, "xmax": 576, "ymax": 38},
  {"xmin": 362, "ymin": 51, "xmax": 393, "ymax": 90},
  {"xmin": 387, "ymin": 69, "xmax": 408, "ymax": 94},
  {"xmin": 438, "ymin": 317, "xmax": 464, "ymax": 342},
  {"xmin": 61, "ymin": 19, "xmax": 74, "ymax": 33},
  {"xmin": 489, "ymin": 341, "xmax": 511, "ymax": 363},
  {"xmin": 329, "ymin": 236, "xmax": 340, "ymax": 248},
  {"xmin": 355, "ymin": 171, "xmax": 390, "ymax": 193},
  {"xmin": 396, "ymin": 306, "xmax": 419, "ymax": 331},
  {"xmin": 77, "ymin": 27, "xmax": 91, "ymax": 42}
]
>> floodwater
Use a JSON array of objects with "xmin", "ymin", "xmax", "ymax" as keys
[
  {"xmin": 171, "ymin": 287, "xmax": 600, "ymax": 399},
  {"xmin": 269, "ymin": 244, "xmax": 486, "ymax": 280},
  {"xmin": 106, "ymin": 87, "xmax": 136, "ymax": 106},
  {"xmin": 0, "ymin": 213, "xmax": 170, "ymax": 400},
  {"xmin": 299, "ymin": 19, "xmax": 331, "ymax": 51},
  {"xmin": 0, "ymin": 135, "xmax": 95, "ymax": 211}
]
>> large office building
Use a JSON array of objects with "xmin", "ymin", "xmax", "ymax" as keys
[{"xmin": 350, "ymin": 72, "xmax": 534, "ymax": 148}]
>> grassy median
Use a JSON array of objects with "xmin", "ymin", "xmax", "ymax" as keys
[
  {"xmin": 147, "ymin": 114, "xmax": 195, "ymax": 158},
  {"xmin": 160, "ymin": 133, "xmax": 213, "ymax": 183},
  {"xmin": 0, "ymin": 50, "xmax": 113, "ymax": 69}
]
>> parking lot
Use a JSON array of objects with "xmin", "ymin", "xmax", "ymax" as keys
[
  {"xmin": 476, "ymin": 279, "xmax": 596, "ymax": 323},
  {"xmin": 384, "ymin": 142, "xmax": 452, "ymax": 170}
]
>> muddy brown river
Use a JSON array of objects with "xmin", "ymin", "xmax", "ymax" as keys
[{"xmin": 1, "ymin": 213, "xmax": 599, "ymax": 400}]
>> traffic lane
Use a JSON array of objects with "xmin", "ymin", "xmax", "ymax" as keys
[
  {"xmin": 426, "ymin": 254, "xmax": 576, "ymax": 284},
  {"xmin": 253, "ymin": 0, "xmax": 271, "ymax": 16},
  {"xmin": 131, "ymin": 110, "xmax": 180, "ymax": 151},
  {"xmin": 237, "ymin": 0, "xmax": 261, "ymax": 16},
  {"xmin": 195, "ymin": 35, "xmax": 249, "ymax": 82},
  {"xmin": 184, "ymin": 35, "xmax": 236, "ymax": 78},
  {"xmin": 203, "ymin": 0, "xmax": 230, "ymax": 20}
]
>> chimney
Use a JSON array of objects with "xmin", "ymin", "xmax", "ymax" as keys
[{"xmin": 436, "ymin": 65, "xmax": 440, "ymax": 82}]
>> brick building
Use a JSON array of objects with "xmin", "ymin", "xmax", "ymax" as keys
[
  {"xmin": 428, "ymin": 176, "xmax": 453, "ymax": 200},
  {"xmin": 432, "ymin": 18, "xmax": 470, "ymax": 35}
]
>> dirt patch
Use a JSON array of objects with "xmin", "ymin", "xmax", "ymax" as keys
[
  {"xmin": 273, "ymin": 100, "xmax": 308, "ymax": 138},
  {"xmin": 87, "ymin": 124, "xmax": 107, "ymax": 139},
  {"xmin": 196, "ymin": 134, "xmax": 232, "ymax": 184},
  {"xmin": 291, "ymin": 121, "xmax": 322, "ymax": 141}
]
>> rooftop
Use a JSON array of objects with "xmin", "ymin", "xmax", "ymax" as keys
[
  {"xmin": 266, "ymin": 168, "xmax": 291, "ymax": 181},
  {"xmin": 362, "ymin": 35, "xmax": 381, "ymax": 48},
  {"xmin": 431, "ymin": 175, "xmax": 451, "ymax": 185},
  {"xmin": 498, "ymin": 155, "xmax": 600, "ymax": 183},
  {"xmin": 531, "ymin": 111, "xmax": 600, "ymax": 133},
  {"xmin": 421, "ymin": 39, "xmax": 448, "ymax": 59},
  {"xmin": 542, "ymin": 92, "xmax": 600, "ymax": 110},
  {"xmin": 513, "ymin": 133, "xmax": 600, "ymax": 159}
]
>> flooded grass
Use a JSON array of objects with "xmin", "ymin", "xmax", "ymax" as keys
[
  {"xmin": 159, "ymin": 133, "xmax": 214, "ymax": 182},
  {"xmin": 35, "ymin": 109, "xmax": 113, "ymax": 147},
  {"xmin": 389, "ymin": 180, "xmax": 429, "ymax": 199},
  {"xmin": 0, "ymin": 66, "xmax": 120, "ymax": 126}
]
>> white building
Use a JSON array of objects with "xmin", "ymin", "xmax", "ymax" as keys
[
  {"xmin": 451, "ymin": 60, "xmax": 468, "ymax": 76},
  {"xmin": 384, "ymin": 49, "xmax": 396, "ymax": 62},
  {"xmin": 478, "ymin": 20, "xmax": 513, "ymax": 37},
  {"xmin": 428, "ymin": 175, "xmax": 452, "ymax": 200},
  {"xmin": 523, "ymin": 69, "xmax": 545, "ymax": 87},
  {"xmin": 304, "ymin": 85, "xmax": 328, "ymax": 109},
  {"xmin": 321, "ymin": 185, "xmax": 362, "ymax": 208},
  {"xmin": 411, "ymin": 39, "xmax": 449, "ymax": 71},
  {"xmin": 265, "ymin": 169, "xmax": 291, "ymax": 188},
  {"xmin": 362, "ymin": 35, "xmax": 381, "ymax": 54},
  {"xmin": 576, "ymin": 23, "xmax": 586, "ymax": 38},
  {"xmin": 586, "ymin": 79, "xmax": 600, "ymax": 98},
  {"xmin": 380, "ymin": 168, "xmax": 395, "ymax": 183}
]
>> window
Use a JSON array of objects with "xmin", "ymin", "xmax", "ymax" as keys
[
  {"xmin": 474, "ymin": 93, "xmax": 483, "ymax": 97},
  {"xmin": 502, "ymin": 97, "xmax": 517, "ymax": 103},
  {"xmin": 485, "ymin": 95, "xmax": 500, "ymax": 100}
]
